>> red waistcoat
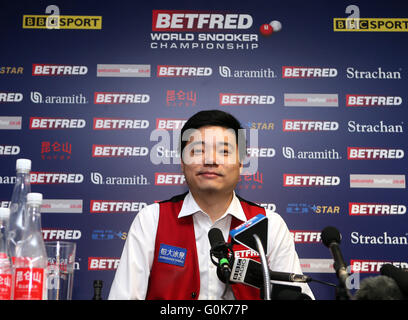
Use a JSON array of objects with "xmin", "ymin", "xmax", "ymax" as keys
[{"xmin": 146, "ymin": 193, "xmax": 266, "ymax": 300}]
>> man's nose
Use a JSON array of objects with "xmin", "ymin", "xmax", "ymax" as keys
[{"xmin": 203, "ymin": 147, "xmax": 218, "ymax": 165}]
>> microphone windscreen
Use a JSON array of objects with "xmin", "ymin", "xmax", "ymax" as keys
[
  {"xmin": 321, "ymin": 226, "xmax": 341, "ymax": 247},
  {"xmin": 354, "ymin": 275, "xmax": 404, "ymax": 300},
  {"xmin": 208, "ymin": 228, "xmax": 225, "ymax": 249},
  {"xmin": 380, "ymin": 264, "xmax": 408, "ymax": 296}
]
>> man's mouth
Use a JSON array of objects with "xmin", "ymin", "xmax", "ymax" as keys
[{"xmin": 197, "ymin": 171, "xmax": 223, "ymax": 177}]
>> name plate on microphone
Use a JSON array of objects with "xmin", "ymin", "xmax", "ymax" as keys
[
  {"xmin": 230, "ymin": 214, "xmax": 268, "ymax": 253},
  {"xmin": 158, "ymin": 243, "xmax": 187, "ymax": 267}
]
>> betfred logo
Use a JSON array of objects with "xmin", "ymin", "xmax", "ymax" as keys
[
  {"xmin": 94, "ymin": 92, "xmax": 150, "ymax": 104},
  {"xmin": 282, "ymin": 66, "xmax": 337, "ymax": 78},
  {"xmin": 88, "ymin": 257, "xmax": 119, "ymax": 270},
  {"xmin": 155, "ymin": 173, "xmax": 186, "ymax": 185},
  {"xmin": 346, "ymin": 95, "xmax": 402, "ymax": 107},
  {"xmin": 290, "ymin": 230, "xmax": 321, "ymax": 243},
  {"xmin": 152, "ymin": 10, "xmax": 253, "ymax": 31},
  {"xmin": 0, "ymin": 145, "xmax": 20, "ymax": 155},
  {"xmin": 90, "ymin": 200, "xmax": 147, "ymax": 213},
  {"xmin": 0, "ymin": 92, "xmax": 23, "ymax": 103},
  {"xmin": 30, "ymin": 172, "xmax": 83, "ymax": 184},
  {"xmin": 92, "ymin": 145, "xmax": 148, "ymax": 157},
  {"xmin": 156, "ymin": 118, "xmax": 186, "ymax": 130},
  {"xmin": 234, "ymin": 249, "xmax": 259, "ymax": 259},
  {"xmin": 93, "ymin": 118, "xmax": 149, "ymax": 130},
  {"xmin": 219, "ymin": 93, "xmax": 275, "ymax": 105},
  {"xmin": 349, "ymin": 203, "xmax": 406, "ymax": 215},
  {"xmin": 283, "ymin": 120, "xmax": 339, "ymax": 132},
  {"xmin": 284, "ymin": 174, "xmax": 340, "ymax": 187},
  {"xmin": 29, "ymin": 117, "xmax": 86, "ymax": 129},
  {"xmin": 32, "ymin": 64, "xmax": 88, "ymax": 76},
  {"xmin": 350, "ymin": 260, "xmax": 408, "ymax": 273},
  {"xmin": 157, "ymin": 65, "xmax": 212, "ymax": 77},
  {"xmin": 42, "ymin": 229, "xmax": 82, "ymax": 241},
  {"xmin": 347, "ymin": 147, "xmax": 404, "ymax": 160}
]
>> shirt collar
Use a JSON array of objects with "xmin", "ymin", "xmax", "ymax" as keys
[{"xmin": 178, "ymin": 191, "xmax": 247, "ymax": 223}]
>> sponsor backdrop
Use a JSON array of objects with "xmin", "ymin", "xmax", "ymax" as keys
[{"xmin": 0, "ymin": 0, "xmax": 407, "ymax": 300}]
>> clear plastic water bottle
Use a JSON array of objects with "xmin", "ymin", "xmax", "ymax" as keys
[
  {"xmin": 0, "ymin": 208, "xmax": 12, "ymax": 300},
  {"xmin": 7, "ymin": 159, "xmax": 32, "ymax": 261},
  {"xmin": 13, "ymin": 193, "xmax": 47, "ymax": 300}
]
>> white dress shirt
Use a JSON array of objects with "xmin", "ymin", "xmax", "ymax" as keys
[{"xmin": 108, "ymin": 192, "xmax": 314, "ymax": 300}]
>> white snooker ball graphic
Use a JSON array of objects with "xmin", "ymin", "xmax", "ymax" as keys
[{"xmin": 269, "ymin": 20, "xmax": 282, "ymax": 32}]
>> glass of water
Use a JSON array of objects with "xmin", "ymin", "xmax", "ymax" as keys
[{"xmin": 45, "ymin": 241, "xmax": 76, "ymax": 300}]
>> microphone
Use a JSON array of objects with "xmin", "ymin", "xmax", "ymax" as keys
[
  {"xmin": 380, "ymin": 264, "xmax": 408, "ymax": 297},
  {"xmin": 230, "ymin": 258, "xmax": 312, "ymax": 287},
  {"xmin": 228, "ymin": 258, "xmax": 312, "ymax": 300},
  {"xmin": 321, "ymin": 226, "xmax": 349, "ymax": 288},
  {"xmin": 230, "ymin": 214, "xmax": 268, "ymax": 253},
  {"xmin": 354, "ymin": 275, "xmax": 404, "ymax": 300},
  {"xmin": 230, "ymin": 214, "xmax": 271, "ymax": 299},
  {"xmin": 208, "ymin": 228, "xmax": 232, "ymax": 278}
]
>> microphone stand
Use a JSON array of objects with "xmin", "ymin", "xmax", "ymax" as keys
[{"xmin": 253, "ymin": 234, "xmax": 271, "ymax": 300}]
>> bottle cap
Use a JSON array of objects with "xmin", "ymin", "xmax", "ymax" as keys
[
  {"xmin": 0, "ymin": 208, "xmax": 10, "ymax": 220},
  {"xmin": 16, "ymin": 159, "xmax": 31, "ymax": 172},
  {"xmin": 27, "ymin": 192, "xmax": 43, "ymax": 205}
]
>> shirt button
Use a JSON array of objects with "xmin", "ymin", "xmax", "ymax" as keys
[{"xmin": 191, "ymin": 292, "xmax": 197, "ymax": 299}]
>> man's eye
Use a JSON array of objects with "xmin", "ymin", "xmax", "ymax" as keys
[
  {"xmin": 192, "ymin": 148, "xmax": 203, "ymax": 155},
  {"xmin": 220, "ymin": 149, "xmax": 231, "ymax": 155}
]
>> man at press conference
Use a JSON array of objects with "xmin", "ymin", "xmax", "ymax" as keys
[{"xmin": 108, "ymin": 110, "xmax": 314, "ymax": 300}]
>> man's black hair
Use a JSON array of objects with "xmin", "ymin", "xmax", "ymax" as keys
[{"xmin": 179, "ymin": 109, "xmax": 247, "ymax": 161}]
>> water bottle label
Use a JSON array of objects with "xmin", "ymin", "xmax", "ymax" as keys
[
  {"xmin": 0, "ymin": 274, "xmax": 12, "ymax": 300},
  {"xmin": 13, "ymin": 268, "xmax": 44, "ymax": 300}
]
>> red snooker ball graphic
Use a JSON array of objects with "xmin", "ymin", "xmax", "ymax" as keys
[
  {"xmin": 260, "ymin": 20, "xmax": 282, "ymax": 36},
  {"xmin": 260, "ymin": 23, "xmax": 273, "ymax": 36}
]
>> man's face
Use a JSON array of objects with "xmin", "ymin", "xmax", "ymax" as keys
[{"xmin": 181, "ymin": 125, "xmax": 242, "ymax": 196}]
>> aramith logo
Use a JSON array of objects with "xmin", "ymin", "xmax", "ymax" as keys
[
  {"xmin": 30, "ymin": 91, "xmax": 88, "ymax": 104},
  {"xmin": 283, "ymin": 147, "xmax": 341, "ymax": 160},
  {"xmin": 91, "ymin": 172, "xmax": 149, "ymax": 185}
]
